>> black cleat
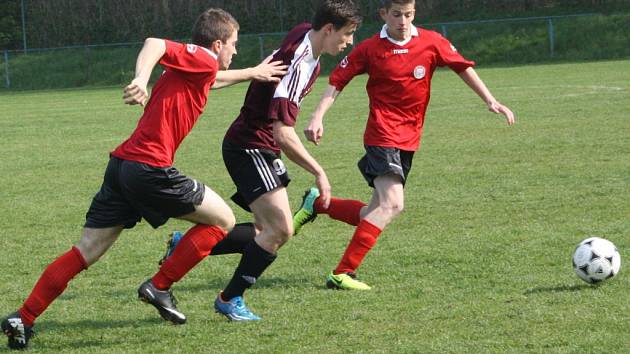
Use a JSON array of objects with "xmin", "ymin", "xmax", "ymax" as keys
[
  {"xmin": 138, "ymin": 280, "xmax": 186, "ymax": 325},
  {"xmin": 2, "ymin": 312, "xmax": 34, "ymax": 350}
]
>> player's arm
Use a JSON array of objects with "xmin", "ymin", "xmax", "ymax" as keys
[
  {"xmin": 212, "ymin": 55, "xmax": 288, "ymax": 89},
  {"xmin": 123, "ymin": 38, "xmax": 166, "ymax": 106},
  {"xmin": 273, "ymin": 121, "xmax": 331, "ymax": 208},
  {"xmin": 457, "ymin": 67, "xmax": 515, "ymax": 126},
  {"xmin": 305, "ymin": 43, "xmax": 367, "ymax": 145},
  {"xmin": 304, "ymin": 85, "xmax": 342, "ymax": 145}
]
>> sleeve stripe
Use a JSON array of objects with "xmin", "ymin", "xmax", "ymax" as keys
[
  {"xmin": 289, "ymin": 65, "xmax": 302, "ymax": 103},
  {"xmin": 286, "ymin": 48, "xmax": 309, "ymax": 101}
]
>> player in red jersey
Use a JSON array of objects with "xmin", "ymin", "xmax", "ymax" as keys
[
  {"xmin": 1, "ymin": 8, "xmax": 287, "ymax": 350},
  {"xmin": 294, "ymin": 0, "xmax": 515, "ymax": 290}
]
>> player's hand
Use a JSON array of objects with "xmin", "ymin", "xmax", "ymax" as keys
[
  {"xmin": 123, "ymin": 78, "xmax": 149, "ymax": 106},
  {"xmin": 488, "ymin": 101, "xmax": 515, "ymax": 126},
  {"xmin": 252, "ymin": 55, "xmax": 288, "ymax": 83},
  {"xmin": 304, "ymin": 115, "xmax": 324, "ymax": 145},
  {"xmin": 315, "ymin": 173, "xmax": 331, "ymax": 209}
]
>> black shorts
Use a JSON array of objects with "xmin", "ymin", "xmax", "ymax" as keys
[
  {"xmin": 358, "ymin": 146, "xmax": 414, "ymax": 188},
  {"xmin": 222, "ymin": 140, "xmax": 290, "ymax": 212},
  {"xmin": 85, "ymin": 156, "xmax": 205, "ymax": 229}
]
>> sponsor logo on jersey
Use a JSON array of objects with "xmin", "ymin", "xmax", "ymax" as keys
[
  {"xmin": 340, "ymin": 56, "xmax": 349, "ymax": 68},
  {"xmin": 392, "ymin": 49, "xmax": 409, "ymax": 54},
  {"xmin": 413, "ymin": 65, "xmax": 426, "ymax": 79},
  {"xmin": 186, "ymin": 44, "xmax": 198, "ymax": 54}
]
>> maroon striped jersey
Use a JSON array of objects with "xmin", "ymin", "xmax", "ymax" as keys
[{"xmin": 224, "ymin": 23, "xmax": 321, "ymax": 152}]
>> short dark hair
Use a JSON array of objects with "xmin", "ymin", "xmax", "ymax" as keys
[
  {"xmin": 191, "ymin": 8, "xmax": 240, "ymax": 47},
  {"xmin": 312, "ymin": 0, "xmax": 362, "ymax": 31},
  {"xmin": 381, "ymin": 0, "xmax": 415, "ymax": 10}
]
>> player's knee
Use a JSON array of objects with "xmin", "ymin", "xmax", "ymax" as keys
[
  {"xmin": 392, "ymin": 202, "xmax": 404, "ymax": 217},
  {"xmin": 378, "ymin": 202, "xmax": 404, "ymax": 223},
  {"xmin": 216, "ymin": 211, "xmax": 236, "ymax": 231},
  {"xmin": 277, "ymin": 224, "xmax": 294, "ymax": 244},
  {"xmin": 269, "ymin": 222, "xmax": 293, "ymax": 246}
]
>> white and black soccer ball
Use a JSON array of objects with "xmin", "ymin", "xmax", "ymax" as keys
[{"xmin": 572, "ymin": 237, "xmax": 621, "ymax": 284}]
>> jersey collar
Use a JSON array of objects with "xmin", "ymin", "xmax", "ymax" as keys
[
  {"xmin": 380, "ymin": 24, "xmax": 418, "ymax": 46},
  {"xmin": 200, "ymin": 46, "xmax": 218, "ymax": 60},
  {"xmin": 305, "ymin": 30, "xmax": 319, "ymax": 61}
]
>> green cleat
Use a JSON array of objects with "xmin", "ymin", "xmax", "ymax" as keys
[
  {"xmin": 292, "ymin": 187, "xmax": 320, "ymax": 236},
  {"xmin": 326, "ymin": 271, "xmax": 372, "ymax": 290}
]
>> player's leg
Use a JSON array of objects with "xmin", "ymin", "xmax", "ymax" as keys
[
  {"xmin": 142, "ymin": 185, "xmax": 235, "ymax": 324},
  {"xmin": 361, "ymin": 174, "xmax": 405, "ymax": 229},
  {"xmin": 3, "ymin": 156, "xmax": 135, "ymax": 349},
  {"xmin": 215, "ymin": 188, "xmax": 292, "ymax": 321},
  {"xmin": 326, "ymin": 176, "xmax": 403, "ymax": 290},
  {"xmin": 159, "ymin": 222, "xmax": 259, "ymax": 264},
  {"xmin": 3, "ymin": 226, "xmax": 122, "ymax": 350},
  {"xmin": 293, "ymin": 188, "xmax": 368, "ymax": 235},
  {"xmin": 326, "ymin": 146, "xmax": 410, "ymax": 290}
]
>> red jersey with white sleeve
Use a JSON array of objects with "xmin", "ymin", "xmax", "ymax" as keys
[
  {"xmin": 224, "ymin": 23, "xmax": 320, "ymax": 153},
  {"xmin": 111, "ymin": 40, "xmax": 218, "ymax": 167},
  {"xmin": 329, "ymin": 25, "xmax": 475, "ymax": 151}
]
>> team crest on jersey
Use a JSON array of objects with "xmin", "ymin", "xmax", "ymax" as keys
[
  {"xmin": 340, "ymin": 56, "xmax": 349, "ymax": 68},
  {"xmin": 413, "ymin": 65, "xmax": 426, "ymax": 79},
  {"xmin": 187, "ymin": 44, "xmax": 198, "ymax": 54}
]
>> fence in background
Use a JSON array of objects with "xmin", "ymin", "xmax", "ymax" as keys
[{"xmin": 2, "ymin": 13, "xmax": 627, "ymax": 90}]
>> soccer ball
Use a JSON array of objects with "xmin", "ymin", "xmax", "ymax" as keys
[{"xmin": 572, "ymin": 237, "xmax": 621, "ymax": 284}]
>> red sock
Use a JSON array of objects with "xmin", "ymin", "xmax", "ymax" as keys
[
  {"xmin": 334, "ymin": 220, "xmax": 382, "ymax": 274},
  {"xmin": 152, "ymin": 224, "xmax": 228, "ymax": 290},
  {"xmin": 315, "ymin": 197, "xmax": 366, "ymax": 226},
  {"xmin": 19, "ymin": 246, "xmax": 88, "ymax": 326}
]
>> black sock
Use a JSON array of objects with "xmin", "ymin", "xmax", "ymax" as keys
[
  {"xmin": 221, "ymin": 240, "xmax": 277, "ymax": 300},
  {"xmin": 211, "ymin": 223, "xmax": 256, "ymax": 255}
]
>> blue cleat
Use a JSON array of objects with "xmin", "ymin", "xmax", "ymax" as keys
[
  {"xmin": 214, "ymin": 292, "xmax": 261, "ymax": 321},
  {"xmin": 159, "ymin": 231, "xmax": 183, "ymax": 265}
]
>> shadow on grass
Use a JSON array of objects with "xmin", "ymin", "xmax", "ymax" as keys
[
  {"xmin": 40, "ymin": 317, "xmax": 163, "ymax": 331},
  {"xmin": 180, "ymin": 275, "xmax": 318, "ymax": 292},
  {"xmin": 30, "ymin": 317, "xmax": 166, "ymax": 350},
  {"xmin": 523, "ymin": 283, "xmax": 595, "ymax": 295},
  {"xmin": 103, "ymin": 275, "xmax": 319, "ymax": 298}
]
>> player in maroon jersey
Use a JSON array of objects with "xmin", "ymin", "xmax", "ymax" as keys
[
  {"xmin": 294, "ymin": 0, "xmax": 515, "ymax": 290},
  {"xmin": 2, "ymin": 8, "xmax": 287, "ymax": 350},
  {"xmin": 210, "ymin": 0, "xmax": 362, "ymax": 321}
]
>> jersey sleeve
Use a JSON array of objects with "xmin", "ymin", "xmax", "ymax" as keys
[
  {"xmin": 267, "ymin": 61, "xmax": 300, "ymax": 127},
  {"xmin": 329, "ymin": 42, "xmax": 369, "ymax": 92},
  {"xmin": 159, "ymin": 40, "xmax": 218, "ymax": 75},
  {"xmin": 434, "ymin": 34, "xmax": 475, "ymax": 73},
  {"xmin": 267, "ymin": 44, "xmax": 307, "ymax": 127}
]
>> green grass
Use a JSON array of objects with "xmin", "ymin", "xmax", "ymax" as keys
[{"xmin": 1, "ymin": 60, "xmax": 629, "ymax": 353}]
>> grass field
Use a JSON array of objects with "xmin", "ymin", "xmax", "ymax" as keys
[{"xmin": 0, "ymin": 60, "xmax": 629, "ymax": 353}]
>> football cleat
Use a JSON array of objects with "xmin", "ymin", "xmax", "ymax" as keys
[
  {"xmin": 158, "ymin": 231, "xmax": 183, "ymax": 265},
  {"xmin": 214, "ymin": 292, "xmax": 261, "ymax": 321},
  {"xmin": 138, "ymin": 279, "xmax": 186, "ymax": 324},
  {"xmin": 2, "ymin": 312, "xmax": 34, "ymax": 350},
  {"xmin": 292, "ymin": 187, "xmax": 320, "ymax": 235},
  {"xmin": 326, "ymin": 271, "xmax": 371, "ymax": 290}
]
